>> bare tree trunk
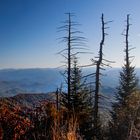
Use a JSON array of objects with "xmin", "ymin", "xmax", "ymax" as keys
[
  {"xmin": 125, "ymin": 14, "xmax": 130, "ymax": 69},
  {"xmin": 67, "ymin": 13, "xmax": 71, "ymax": 107},
  {"xmin": 94, "ymin": 14, "xmax": 105, "ymax": 140}
]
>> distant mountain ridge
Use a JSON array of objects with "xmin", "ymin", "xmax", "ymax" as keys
[
  {"xmin": 0, "ymin": 68, "xmax": 140, "ymax": 97},
  {"xmin": 0, "ymin": 68, "xmax": 63, "ymax": 97},
  {"xmin": 0, "ymin": 93, "xmax": 55, "ymax": 108}
]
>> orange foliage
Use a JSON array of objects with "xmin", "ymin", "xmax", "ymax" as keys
[{"xmin": 0, "ymin": 100, "xmax": 31, "ymax": 140}]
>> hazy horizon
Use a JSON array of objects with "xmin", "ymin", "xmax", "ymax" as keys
[{"xmin": 1, "ymin": 66, "xmax": 140, "ymax": 70}]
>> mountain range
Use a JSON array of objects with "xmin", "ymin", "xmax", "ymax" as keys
[{"xmin": 0, "ymin": 68, "xmax": 140, "ymax": 98}]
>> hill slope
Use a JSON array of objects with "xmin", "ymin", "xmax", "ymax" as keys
[{"xmin": 0, "ymin": 93, "xmax": 55, "ymax": 108}]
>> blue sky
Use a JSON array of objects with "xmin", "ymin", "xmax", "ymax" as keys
[{"xmin": 0, "ymin": 0, "xmax": 140, "ymax": 68}]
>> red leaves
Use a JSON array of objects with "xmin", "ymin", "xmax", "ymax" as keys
[{"xmin": 0, "ymin": 100, "xmax": 31, "ymax": 140}]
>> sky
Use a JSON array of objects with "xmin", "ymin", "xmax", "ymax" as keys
[{"xmin": 0, "ymin": 0, "xmax": 140, "ymax": 68}]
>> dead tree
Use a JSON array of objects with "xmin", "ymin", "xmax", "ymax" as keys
[
  {"xmin": 94, "ymin": 14, "xmax": 105, "ymax": 139},
  {"xmin": 55, "ymin": 88, "xmax": 59, "ymax": 111},
  {"xmin": 87, "ymin": 14, "xmax": 113, "ymax": 140},
  {"xmin": 67, "ymin": 13, "xmax": 71, "ymax": 106},
  {"xmin": 58, "ymin": 13, "xmax": 87, "ymax": 111}
]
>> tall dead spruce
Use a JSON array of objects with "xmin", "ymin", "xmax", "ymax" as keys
[
  {"xmin": 91, "ymin": 14, "xmax": 113, "ymax": 139},
  {"xmin": 59, "ymin": 13, "xmax": 89, "ymax": 137},
  {"xmin": 58, "ymin": 13, "xmax": 88, "ymax": 137}
]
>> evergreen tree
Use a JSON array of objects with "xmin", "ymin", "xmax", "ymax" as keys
[
  {"xmin": 60, "ymin": 56, "xmax": 94, "ymax": 139},
  {"xmin": 115, "ymin": 15, "xmax": 138, "ymax": 104},
  {"xmin": 110, "ymin": 14, "xmax": 138, "ymax": 140},
  {"xmin": 72, "ymin": 57, "xmax": 94, "ymax": 139}
]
